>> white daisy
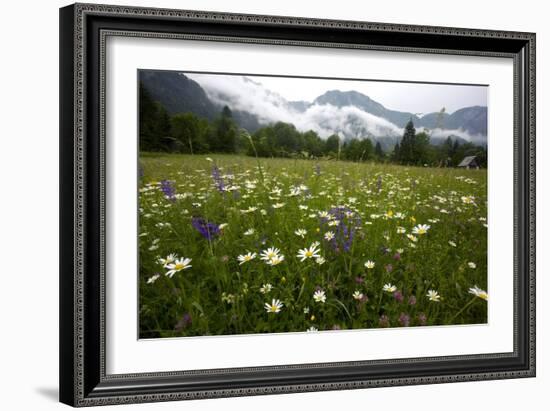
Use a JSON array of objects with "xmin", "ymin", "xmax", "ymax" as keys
[
  {"xmin": 364, "ymin": 260, "xmax": 375, "ymax": 269},
  {"xmin": 295, "ymin": 229, "xmax": 307, "ymax": 238},
  {"xmin": 468, "ymin": 262, "xmax": 477, "ymax": 269},
  {"xmin": 352, "ymin": 290, "xmax": 364, "ymax": 300},
  {"xmin": 158, "ymin": 253, "xmax": 177, "ymax": 268},
  {"xmin": 306, "ymin": 326, "xmax": 319, "ymax": 332},
  {"xmin": 297, "ymin": 244, "xmax": 321, "ymax": 262},
  {"xmin": 412, "ymin": 224, "xmax": 431, "ymax": 235},
  {"xmin": 260, "ymin": 247, "xmax": 281, "ymax": 261},
  {"xmin": 324, "ymin": 231, "xmax": 335, "ymax": 241},
  {"xmin": 313, "ymin": 289, "xmax": 327, "ymax": 303},
  {"xmin": 382, "ymin": 283, "xmax": 397, "ymax": 293},
  {"xmin": 244, "ymin": 228, "xmax": 255, "ymax": 236},
  {"xmin": 315, "ymin": 256, "xmax": 326, "ymax": 265},
  {"xmin": 146, "ymin": 274, "xmax": 160, "ymax": 284},
  {"xmin": 237, "ymin": 252, "xmax": 257, "ymax": 265},
  {"xmin": 426, "ymin": 290, "xmax": 441, "ymax": 302},
  {"xmin": 468, "ymin": 286, "xmax": 488, "ymax": 301},
  {"xmin": 266, "ymin": 255, "xmax": 285, "ymax": 266},
  {"xmin": 264, "ymin": 299, "xmax": 283, "ymax": 313},
  {"xmin": 260, "ymin": 283, "xmax": 273, "ymax": 294},
  {"xmin": 165, "ymin": 257, "xmax": 192, "ymax": 278}
]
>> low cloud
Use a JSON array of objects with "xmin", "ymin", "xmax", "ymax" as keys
[
  {"xmin": 188, "ymin": 74, "xmax": 482, "ymax": 142},
  {"xmin": 424, "ymin": 128, "xmax": 486, "ymax": 143}
]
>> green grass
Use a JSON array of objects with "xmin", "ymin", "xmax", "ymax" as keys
[{"xmin": 139, "ymin": 153, "xmax": 487, "ymax": 338}]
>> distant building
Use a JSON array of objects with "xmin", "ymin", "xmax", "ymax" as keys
[{"xmin": 457, "ymin": 155, "xmax": 479, "ymax": 169}]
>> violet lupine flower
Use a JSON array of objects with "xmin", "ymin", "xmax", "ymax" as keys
[
  {"xmin": 315, "ymin": 164, "xmax": 321, "ymax": 176},
  {"xmin": 398, "ymin": 312, "xmax": 410, "ymax": 327},
  {"xmin": 211, "ymin": 165, "xmax": 225, "ymax": 193},
  {"xmin": 417, "ymin": 313, "xmax": 427, "ymax": 326},
  {"xmin": 191, "ymin": 217, "xmax": 221, "ymax": 241},
  {"xmin": 379, "ymin": 314, "xmax": 390, "ymax": 328},
  {"xmin": 408, "ymin": 295, "xmax": 417, "ymax": 306},
  {"xmin": 393, "ymin": 290, "xmax": 404, "ymax": 303},
  {"xmin": 160, "ymin": 179, "xmax": 176, "ymax": 201},
  {"xmin": 174, "ymin": 313, "xmax": 192, "ymax": 332},
  {"xmin": 323, "ymin": 206, "xmax": 361, "ymax": 253}
]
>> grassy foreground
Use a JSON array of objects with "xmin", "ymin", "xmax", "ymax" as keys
[{"xmin": 139, "ymin": 153, "xmax": 488, "ymax": 338}]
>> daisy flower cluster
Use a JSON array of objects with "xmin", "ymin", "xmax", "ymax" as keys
[{"xmin": 139, "ymin": 154, "xmax": 488, "ymax": 338}]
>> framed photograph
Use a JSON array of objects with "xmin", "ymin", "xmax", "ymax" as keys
[{"xmin": 59, "ymin": 3, "xmax": 536, "ymax": 407}]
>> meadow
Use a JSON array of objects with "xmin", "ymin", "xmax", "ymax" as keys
[{"xmin": 139, "ymin": 153, "xmax": 488, "ymax": 338}]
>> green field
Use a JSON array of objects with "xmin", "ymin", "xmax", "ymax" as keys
[{"xmin": 139, "ymin": 153, "xmax": 488, "ymax": 338}]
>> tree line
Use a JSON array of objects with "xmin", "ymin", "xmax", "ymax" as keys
[{"xmin": 140, "ymin": 83, "xmax": 487, "ymax": 167}]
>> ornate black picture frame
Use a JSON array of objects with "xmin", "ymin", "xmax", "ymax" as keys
[{"xmin": 59, "ymin": 3, "xmax": 535, "ymax": 407}]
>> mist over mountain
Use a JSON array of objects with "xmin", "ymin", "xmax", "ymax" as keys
[{"xmin": 139, "ymin": 71, "xmax": 487, "ymax": 147}]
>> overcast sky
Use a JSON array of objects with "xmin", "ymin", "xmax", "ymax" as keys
[{"xmin": 187, "ymin": 72, "xmax": 487, "ymax": 115}]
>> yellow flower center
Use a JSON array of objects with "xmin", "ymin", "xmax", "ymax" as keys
[
  {"xmin": 305, "ymin": 251, "xmax": 313, "ymax": 257},
  {"xmin": 174, "ymin": 263, "xmax": 184, "ymax": 270}
]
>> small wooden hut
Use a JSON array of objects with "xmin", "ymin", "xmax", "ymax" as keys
[{"xmin": 457, "ymin": 155, "xmax": 479, "ymax": 169}]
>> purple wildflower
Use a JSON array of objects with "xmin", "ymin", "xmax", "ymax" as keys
[
  {"xmin": 379, "ymin": 314, "xmax": 390, "ymax": 328},
  {"xmin": 175, "ymin": 313, "xmax": 192, "ymax": 332},
  {"xmin": 315, "ymin": 164, "xmax": 321, "ymax": 176},
  {"xmin": 398, "ymin": 312, "xmax": 410, "ymax": 327},
  {"xmin": 385, "ymin": 264, "xmax": 393, "ymax": 273},
  {"xmin": 322, "ymin": 206, "xmax": 361, "ymax": 253},
  {"xmin": 191, "ymin": 217, "xmax": 220, "ymax": 241},
  {"xmin": 393, "ymin": 252, "xmax": 401, "ymax": 261},
  {"xmin": 393, "ymin": 290, "xmax": 404, "ymax": 303},
  {"xmin": 376, "ymin": 175, "xmax": 382, "ymax": 192},
  {"xmin": 211, "ymin": 165, "xmax": 225, "ymax": 193},
  {"xmin": 355, "ymin": 276, "xmax": 365, "ymax": 284},
  {"xmin": 417, "ymin": 313, "xmax": 427, "ymax": 326},
  {"xmin": 160, "ymin": 179, "xmax": 176, "ymax": 201},
  {"xmin": 408, "ymin": 295, "xmax": 417, "ymax": 306}
]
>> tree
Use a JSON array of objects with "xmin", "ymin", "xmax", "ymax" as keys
[
  {"xmin": 211, "ymin": 106, "xmax": 238, "ymax": 152},
  {"xmin": 325, "ymin": 134, "xmax": 340, "ymax": 156},
  {"xmin": 170, "ymin": 113, "xmax": 210, "ymax": 154},
  {"xmin": 139, "ymin": 83, "xmax": 171, "ymax": 151},
  {"xmin": 413, "ymin": 131, "xmax": 431, "ymax": 165},
  {"xmin": 398, "ymin": 119, "xmax": 416, "ymax": 164},
  {"xmin": 392, "ymin": 142, "xmax": 400, "ymax": 162},
  {"xmin": 303, "ymin": 130, "xmax": 323, "ymax": 157},
  {"xmin": 343, "ymin": 138, "xmax": 362, "ymax": 161},
  {"xmin": 374, "ymin": 141, "xmax": 384, "ymax": 159},
  {"xmin": 359, "ymin": 138, "xmax": 374, "ymax": 161}
]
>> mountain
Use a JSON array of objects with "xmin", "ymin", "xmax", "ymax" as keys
[
  {"xmin": 312, "ymin": 90, "xmax": 415, "ymax": 128},
  {"xmin": 139, "ymin": 71, "xmax": 218, "ymax": 119},
  {"xmin": 139, "ymin": 71, "xmax": 487, "ymax": 144},
  {"xmin": 310, "ymin": 90, "xmax": 487, "ymax": 137}
]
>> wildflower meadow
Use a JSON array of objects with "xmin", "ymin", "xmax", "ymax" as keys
[{"xmin": 139, "ymin": 153, "xmax": 488, "ymax": 338}]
